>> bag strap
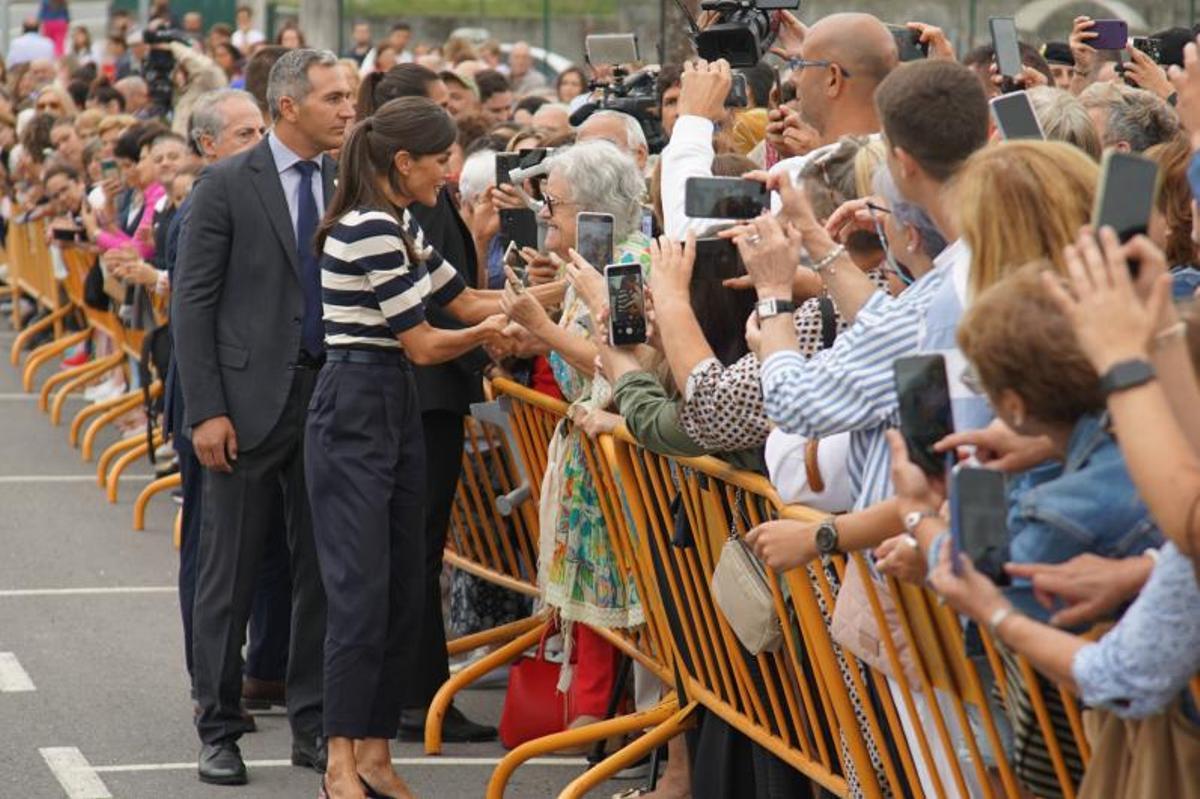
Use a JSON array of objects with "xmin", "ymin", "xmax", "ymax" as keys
[
  {"xmin": 804, "ymin": 438, "xmax": 825, "ymax": 493},
  {"xmin": 818, "ymin": 295, "xmax": 837, "ymax": 350}
]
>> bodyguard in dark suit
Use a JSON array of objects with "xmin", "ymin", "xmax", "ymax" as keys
[{"xmin": 172, "ymin": 50, "xmax": 356, "ymax": 786}]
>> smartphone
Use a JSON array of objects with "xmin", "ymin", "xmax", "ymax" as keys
[
  {"xmin": 576, "ymin": 212, "xmax": 614, "ymax": 271},
  {"xmin": 1093, "ymin": 151, "xmax": 1159, "ymax": 274},
  {"xmin": 888, "ymin": 24, "xmax": 929, "ymax": 62},
  {"xmin": 99, "ymin": 158, "xmax": 120, "ymax": 183},
  {"xmin": 893, "ymin": 354, "xmax": 954, "ymax": 476},
  {"xmin": 502, "ymin": 240, "xmax": 527, "ymax": 290},
  {"xmin": 585, "ymin": 33, "xmax": 639, "ymax": 66},
  {"xmin": 725, "ymin": 72, "xmax": 749, "ymax": 108},
  {"xmin": 500, "ymin": 208, "xmax": 538, "ymax": 250},
  {"xmin": 694, "ymin": 236, "xmax": 744, "ymax": 281},
  {"xmin": 605, "ymin": 263, "xmax": 648, "ymax": 346},
  {"xmin": 989, "ymin": 91, "xmax": 1045, "ymax": 140},
  {"xmin": 1090, "ymin": 19, "xmax": 1129, "ymax": 50},
  {"xmin": 1131, "ymin": 35, "xmax": 1164, "ymax": 64},
  {"xmin": 950, "ymin": 467, "xmax": 1010, "ymax": 584},
  {"xmin": 495, "ymin": 152, "xmax": 523, "ymax": 187},
  {"xmin": 684, "ymin": 177, "xmax": 768, "ymax": 220},
  {"xmin": 988, "ymin": 17, "xmax": 1022, "ymax": 80},
  {"xmin": 52, "ymin": 227, "xmax": 81, "ymax": 243},
  {"xmin": 640, "ymin": 206, "xmax": 657, "ymax": 238}
]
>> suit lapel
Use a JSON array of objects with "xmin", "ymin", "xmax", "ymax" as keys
[{"xmin": 247, "ymin": 138, "xmax": 301, "ymax": 278}]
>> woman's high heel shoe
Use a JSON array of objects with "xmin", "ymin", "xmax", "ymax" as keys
[{"xmin": 359, "ymin": 775, "xmax": 399, "ymax": 799}]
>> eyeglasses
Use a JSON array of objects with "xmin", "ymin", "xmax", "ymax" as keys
[
  {"xmin": 787, "ymin": 58, "xmax": 852, "ymax": 78},
  {"xmin": 541, "ymin": 191, "xmax": 578, "ymax": 217}
]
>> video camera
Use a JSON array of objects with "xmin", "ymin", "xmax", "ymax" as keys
[
  {"xmin": 141, "ymin": 28, "xmax": 190, "ymax": 119},
  {"xmin": 569, "ymin": 34, "xmax": 667, "ymax": 154},
  {"xmin": 691, "ymin": 0, "xmax": 800, "ymax": 68}
]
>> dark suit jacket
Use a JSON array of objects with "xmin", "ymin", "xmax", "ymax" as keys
[
  {"xmin": 171, "ymin": 137, "xmax": 336, "ymax": 451},
  {"xmin": 409, "ymin": 188, "xmax": 488, "ymax": 416}
]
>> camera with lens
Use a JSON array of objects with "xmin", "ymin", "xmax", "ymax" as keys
[
  {"xmin": 695, "ymin": 0, "xmax": 800, "ymax": 67},
  {"xmin": 571, "ymin": 33, "xmax": 668, "ymax": 154},
  {"xmin": 141, "ymin": 28, "xmax": 189, "ymax": 118}
]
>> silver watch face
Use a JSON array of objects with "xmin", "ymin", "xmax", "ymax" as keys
[
  {"xmin": 903, "ymin": 511, "xmax": 920, "ymax": 533},
  {"xmin": 815, "ymin": 522, "xmax": 837, "ymax": 553}
]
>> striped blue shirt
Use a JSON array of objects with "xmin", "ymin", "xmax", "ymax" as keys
[
  {"xmin": 759, "ymin": 239, "xmax": 970, "ymax": 510},
  {"xmin": 319, "ymin": 207, "xmax": 466, "ymax": 350}
]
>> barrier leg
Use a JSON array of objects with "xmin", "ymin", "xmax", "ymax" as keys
[
  {"xmin": 96, "ymin": 432, "xmax": 146, "ymax": 486},
  {"xmin": 10, "ymin": 304, "xmax": 71, "ymax": 365},
  {"xmin": 425, "ymin": 620, "xmax": 549, "ymax": 755},
  {"xmin": 21, "ymin": 327, "xmax": 89, "ymax": 391},
  {"xmin": 71, "ymin": 388, "xmax": 138, "ymax": 449},
  {"xmin": 82, "ymin": 392, "xmax": 141, "ymax": 461},
  {"xmin": 173, "ymin": 508, "xmax": 182, "ymax": 550},
  {"xmin": 107, "ymin": 435, "xmax": 159, "ymax": 503},
  {"xmin": 133, "ymin": 472, "xmax": 181, "ymax": 531},
  {"xmin": 40, "ymin": 350, "xmax": 114, "ymax": 413},
  {"xmin": 557, "ymin": 700, "xmax": 697, "ymax": 799},
  {"xmin": 46, "ymin": 353, "xmax": 123, "ymax": 420},
  {"xmin": 484, "ymin": 701, "xmax": 678, "ymax": 799}
]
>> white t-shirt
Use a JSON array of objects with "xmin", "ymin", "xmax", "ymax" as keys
[{"xmin": 231, "ymin": 29, "xmax": 265, "ymax": 52}]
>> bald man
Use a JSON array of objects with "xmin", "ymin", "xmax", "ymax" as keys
[
  {"xmin": 508, "ymin": 41, "xmax": 547, "ymax": 94},
  {"xmin": 530, "ymin": 101, "xmax": 570, "ymax": 133},
  {"xmin": 116, "ymin": 76, "xmax": 151, "ymax": 116}
]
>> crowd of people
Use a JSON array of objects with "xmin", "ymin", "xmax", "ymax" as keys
[{"xmin": 4, "ymin": 2, "xmax": 1200, "ymax": 798}]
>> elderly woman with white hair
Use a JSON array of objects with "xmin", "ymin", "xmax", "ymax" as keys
[{"xmin": 500, "ymin": 139, "xmax": 651, "ymax": 731}]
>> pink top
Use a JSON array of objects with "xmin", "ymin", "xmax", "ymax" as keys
[{"xmin": 96, "ymin": 182, "xmax": 166, "ymax": 259}]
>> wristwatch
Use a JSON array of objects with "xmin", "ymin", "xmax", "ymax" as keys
[
  {"xmin": 755, "ymin": 298, "xmax": 796, "ymax": 321},
  {"xmin": 903, "ymin": 509, "xmax": 940, "ymax": 535},
  {"xmin": 1098, "ymin": 359, "xmax": 1156, "ymax": 397},
  {"xmin": 814, "ymin": 516, "xmax": 839, "ymax": 556}
]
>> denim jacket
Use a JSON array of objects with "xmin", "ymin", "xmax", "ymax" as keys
[{"xmin": 1005, "ymin": 413, "xmax": 1163, "ymax": 623}]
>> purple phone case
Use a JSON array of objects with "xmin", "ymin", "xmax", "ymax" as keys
[{"xmin": 1090, "ymin": 20, "xmax": 1128, "ymax": 51}]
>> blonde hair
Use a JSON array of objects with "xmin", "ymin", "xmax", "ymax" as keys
[
  {"xmin": 1026, "ymin": 86, "xmax": 1102, "ymax": 161},
  {"xmin": 97, "ymin": 113, "xmax": 137, "ymax": 137},
  {"xmin": 952, "ymin": 140, "xmax": 1097, "ymax": 297},
  {"xmin": 800, "ymin": 135, "xmax": 886, "ymax": 221}
]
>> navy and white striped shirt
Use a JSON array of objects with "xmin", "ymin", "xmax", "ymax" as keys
[
  {"xmin": 759, "ymin": 239, "xmax": 970, "ymax": 510},
  {"xmin": 319, "ymin": 207, "xmax": 466, "ymax": 350}
]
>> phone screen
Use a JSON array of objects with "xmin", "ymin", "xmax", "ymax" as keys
[
  {"xmin": 576, "ymin": 212, "xmax": 614, "ymax": 271},
  {"xmin": 893, "ymin": 354, "xmax": 954, "ymax": 476},
  {"xmin": 694, "ymin": 237, "xmax": 744, "ymax": 281},
  {"xmin": 495, "ymin": 152, "xmax": 523, "ymax": 187},
  {"xmin": 888, "ymin": 25, "xmax": 927, "ymax": 62},
  {"xmin": 1093, "ymin": 151, "xmax": 1159, "ymax": 246},
  {"xmin": 725, "ymin": 73, "xmax": 749, "ymax": 108},
  {"xmin": 989, "ymin": 17, "xmax": 1022, "ymax": 79},
  {"xmin": 684, "ymin": 177, "xmax": 769, "ymax": 220},
  {"xmin": 100, "ymin": 159, "xmax": 120, "ymax": 182},
  {"xmin": 585, "ymin": 33, "xmax": 640, "ymax": 66},
  {"xmin": 990, "ymin": 92, "xmax": 1044, "ymax": 140},
  {"xmin": 951, "ymin": 467, "xmax": 1010, "ymax": 584},
  {"xmin": 606, "ymin": 263, "xmax": 647, "ymax": 346}
]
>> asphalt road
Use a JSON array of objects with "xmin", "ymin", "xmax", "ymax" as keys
[{"xmin": 0, "ymin": 326, "xmax": 630, "ymax": 799}]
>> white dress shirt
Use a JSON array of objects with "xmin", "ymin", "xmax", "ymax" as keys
[{"xmin": 267, "ymin": 132, "xmax": 325, "ymax": 242}]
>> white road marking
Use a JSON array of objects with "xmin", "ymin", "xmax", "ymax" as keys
[
  {"xmin": 92, "ymin": 756, "xmax": 588, "ymax": 773},
  {"xmin": 0, "ymin": 651, "xmax": 35, "ymax": 691},
  {"xmin": 0, "ymin": 475, "xmax": 153, "ymax": 484},
  {"xmin": 0, "ymin": 586, "xmax": 175, "ymax": 598},
  {"xmin": 40, "ymin": 747, "xmax": 112, "ymax": 799}
]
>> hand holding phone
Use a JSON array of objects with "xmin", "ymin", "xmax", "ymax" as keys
[
  {"xmin": 1088, "ymin": 19, "xmax": 1128, "ymax": 50},
  {"xmin": 605, "ymin": 263, "xmax": 648, "ymax": 346},
  {"xmin": 988, "ymin": 17, "xmax": 1022, "ymax": 90},
  {"xmin": 888, "ymin": 24, "xmax": 929, "ymax": 62},
  {"xmin": 950, "ymin": 467, "xmax": 1010, "ymax": 584},
  {"xmin": 893, "ymin": 354, "xmax": 955, "ymax": 476},
  {"xmin": 575, "ymin": 212, "xmax": 614, "ymax": 271},
  {"xmin": 1092, "ymin": 150, "xmax": 1159, "ymax": 274}
]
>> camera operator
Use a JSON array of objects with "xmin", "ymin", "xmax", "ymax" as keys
[{"xmin": 162, "ymin": 38, "xmax": 228, "ymax": 134}]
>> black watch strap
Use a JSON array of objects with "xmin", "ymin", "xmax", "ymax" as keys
[{"xmin": 1098, "ymin": 359, "xmax": 1155, "ymax": 397}]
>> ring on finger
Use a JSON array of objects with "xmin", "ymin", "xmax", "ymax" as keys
[{"xmin": 745, "ymin": 233, "xmax": 762, "ymax": 246}]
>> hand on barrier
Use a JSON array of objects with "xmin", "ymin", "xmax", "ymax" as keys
[
  {"xmin": 875, "ymin": 533, "xmax": 928, "ymax": 584},
  {"xmin": 746, "ymin": 518, "xmax": 820, "ymax": 572},
  {"xmin": 1005, "ymin": 553, "xmax": 1154, "ymax": 628}
]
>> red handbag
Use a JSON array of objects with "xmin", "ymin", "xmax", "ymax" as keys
[{"xmin": 498, "ymin": 626, "xmax": 572, "ymax": 749}]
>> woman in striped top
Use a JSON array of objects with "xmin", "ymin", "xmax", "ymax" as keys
[{"xmin": 307, "ymin": 97, "xmax": 510, "ymax": 799}]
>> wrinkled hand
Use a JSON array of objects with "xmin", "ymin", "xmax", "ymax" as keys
[
  {"xmin": 1004, "ymin": 553, "xmax": 1153, "ymax": 627},
  {"xmin": 906, "ymin": 21, "xmax": 955, "ymax": 60},
  {"xmin": 1045, "ymin": 227, "xmax": 1173, "ymax": 374},
  {"xmin": 520, "ymin": 247, "xmax": 560, "ymax": 285},
  {"xmin": 935, "ymin": 419, "xmax": 1055, "ymax": 473},
  {"xmin": 989, "ymin": 62, "xmax": 1048, "ymax": 91},
  {"xmin": 646, "ymin": 233, "xmax": 696, "ymax": 305},
  {"xmin": 192, "ymin": 415, "xmax": 238, "ymax": 472},
  {"xmin": 1069, "ymin": 16, "xmax": 1098, "ymax": 77},
  {"xmin": 745, "ymin": 519, "xmax": 819, "ymax": 572},
  {"xmin": 571, "ymin": 406, "xmax": 622, "ymax": 438},
  {"xmin": 564, "ymin": 249, "xmax": 608, "ymax": 318},
  {"xmin": 928, "ymin": 542, "xmax": 1011, "ymax": 624},
  {"xmin": 470, "ymin": 189, "xmax": 501, "ymax": 242},
  {"xmin": 1169, "ymin": 38, "xmax": 1200, "ymax": 146},
  {"xmin": 678, "ymin": 58, "xmax": 733, "ymax": 122},
  {"xmin": 875, "ymin": 534, "xmax": 927, "ymax": 584},
  {"xmin": 1123, "ymin": 44, "xmax": 1173, "ymax": 100},
  {"xmin": 500, "ymin": 268, "xmax": 553, "ymax": 333},
  {"xmin": 765, "ymin": 106, "xmax": 820, "ymax": 159},
  {"xmin": 731, "ymin": 213, "xmax": 801, "ymax": 299},
  {"xmin": 885, "ymin": 429, "xmax": 946, "ymax": 518}
]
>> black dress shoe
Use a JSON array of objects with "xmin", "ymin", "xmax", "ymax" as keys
[
  {"xmin": 291, "ymin": 736, "xmax": 327, "ymax": 773},
  {"xmin": 397, "ymin": 703, "xmax": 497, "ymax": 743},
  {"xmin": 241, "ymin": 675, "xmax": 286, "ymax": 709},
  {"xmin": 198, "ymin": 741, "xmax": 248, "ymax": 785}
]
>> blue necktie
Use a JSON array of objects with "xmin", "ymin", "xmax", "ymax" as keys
[{"xmin": 294, "ymin": 160, "xmax": 323, "ymax": 358}]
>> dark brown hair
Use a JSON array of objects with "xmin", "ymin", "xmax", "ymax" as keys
[
  {"xmin": 875, "ymin": 60, "xmax": 989, "ymax": 182},
  {"xmin": 1146, "ymin": 136, "xmax": 1195, "ymax": 267},
  {"xmin": 356, "ymin": 63, "xmax": 440, "ymax": 120},
  {"xmin": 244, "ymin": 46, "xmax": 289, "ymax": 114},
  {"xmin": 316, "ymin": 97, "xmax": 456, "ymax": 252}
]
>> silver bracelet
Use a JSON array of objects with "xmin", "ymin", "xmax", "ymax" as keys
[
  {"xmin": 811, "ymin": 244, "xmax": 847, "ymax": 275},
  {"xmin": 987, "ymin": 605, "xmax": 1017, "ymax": 639}
]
